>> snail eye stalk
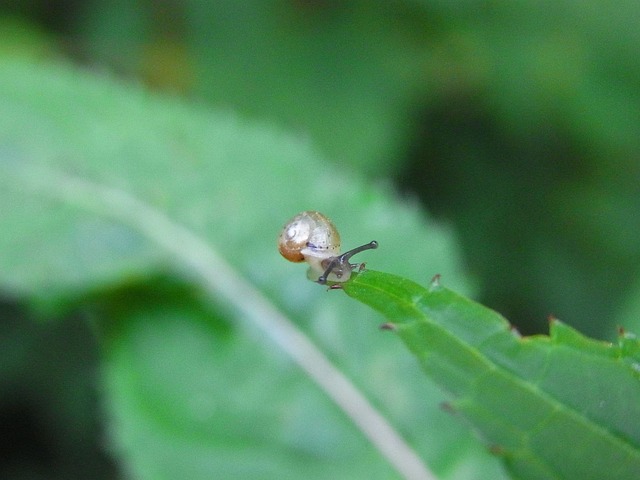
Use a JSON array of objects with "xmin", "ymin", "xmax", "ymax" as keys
[{"xmin": 317, "ymin": 241, "xmax": 378, "ymax": 285}]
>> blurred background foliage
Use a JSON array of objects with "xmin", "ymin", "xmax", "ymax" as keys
[{"xmin": 2, "ymin": 0, "xmax": 640, "ymax": 478}]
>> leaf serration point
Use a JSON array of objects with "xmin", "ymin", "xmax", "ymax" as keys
[
  {"xmin": 428, "ymin": 274, "xmax": 441, "ymax": 291},
  {"xmin": 379, "ymin": 322, "xmax": 397, "ymax": 331}
]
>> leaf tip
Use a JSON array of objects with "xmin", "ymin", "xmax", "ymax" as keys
[
  {"xmin": 509, "ymin": 324, "xmax": 522, "ymax": 338},
  {"xmin": 428, "ymin": 273, "xmax": 441, "ymax": 291}
]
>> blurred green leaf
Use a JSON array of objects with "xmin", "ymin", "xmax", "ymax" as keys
[
  {"xmin": 78, "ymin": 0, "xmax": 435, "ymax": 174},
  {"xmin": 344, "ymin": 270, "xmax": 640, "ymax": 480},
  {"xmin": 104, "ymin": 295, "xmax": 395, "ymax": 479},
  {"xmin": 0, "ymin": 58, "xmax": 505, "ymax": 479},
  {"xmin": 186, "ymin": 1, "xmax": 431, "ymax": 174}
]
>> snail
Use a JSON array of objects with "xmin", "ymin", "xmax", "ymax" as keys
[{"xmin": 278, "ymin": 211, "xmax": 378, "ymax": 284}]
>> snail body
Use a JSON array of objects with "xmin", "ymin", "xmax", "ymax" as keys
[{"xmin": 278, "ymin": 211, "xmax": 378, "ymax": 284}]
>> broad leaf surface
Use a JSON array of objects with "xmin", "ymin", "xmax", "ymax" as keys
[
  {"xmin": 102, "ymin": 287, "xmax": 395, "ymax": 480},
  {"xmin": 0, "ymin": 58, "xmax": 506, "ymax": 479},
  {"xmin": 343, "ymin": 270, "xmax": 640, "ymax": 480}
]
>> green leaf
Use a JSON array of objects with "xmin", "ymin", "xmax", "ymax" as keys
[
  {"xmin": 0, "ymin": 58, "xmax": 505, "ymax": 479},
  {"xmin": 103, "ymin": 290, "xmax": 396, "ymax": 480},
  {"xmin": 343, "ymin": 270, "xmax": 640, "ymax": 480}
]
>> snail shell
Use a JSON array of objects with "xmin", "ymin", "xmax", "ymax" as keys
[
  {"xmin": 278, "ymin": 211, "xmax": 341, "ymax": 262},
  {"xmin": 278, "ymin": 211, "xmax": 377, "ymax": 284}
]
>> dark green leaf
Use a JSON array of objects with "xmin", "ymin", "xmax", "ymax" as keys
[
  {"xmin": 343, "ymin": 270, "xmax": 640, "ymax": 480},
  {"xmin": 0, "ymin": 59, "xmax": 502, "ymax": 479}
]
